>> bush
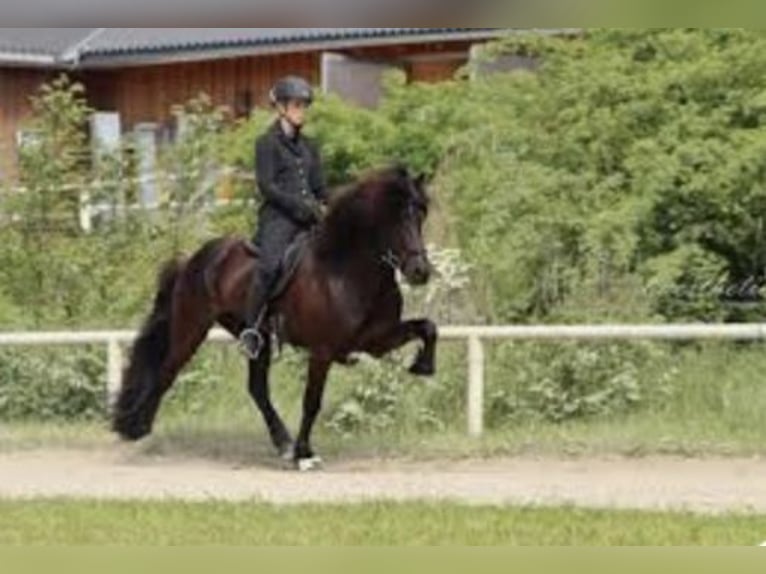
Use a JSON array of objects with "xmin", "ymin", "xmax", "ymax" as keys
[
  {"xmin": 486, "ymin": 341, "xmax": 676, "ymax": 426},
  {"xmin": 0, "ymin": 348, "xmax": 105, "ymax": 421},
  {"xmin": 7, "ymin": 31, "xmax": 766, "ymax": 424},
  {"xmin": 437, "ymin": 30, "xmax": 766, "ymax": 323}
]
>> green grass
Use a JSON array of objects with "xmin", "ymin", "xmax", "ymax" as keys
[
  {"xmin": 0, "ymin": 499, "xmax": 765, "ymax": 545},
  {"xmin": 2, "ymin": 340, "xmax": 766, "ymax": 461},
  {"xmin": 125, "ymin": 339, "xmax": 766, "ymax": 461}
]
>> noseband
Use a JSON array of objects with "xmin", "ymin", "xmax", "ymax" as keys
[{"xmin": 381, "ymin": 247, "xmax": 428, "ymax": 272}]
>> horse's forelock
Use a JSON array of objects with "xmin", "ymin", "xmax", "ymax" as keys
[{"xmin": 328, "ymin": 166, "xmax": 411, "ymax": 223}]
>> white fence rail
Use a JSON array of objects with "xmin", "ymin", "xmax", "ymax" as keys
[{"xmin": 2, "ymin": 323, "xmax": 766, "ymax": 437}]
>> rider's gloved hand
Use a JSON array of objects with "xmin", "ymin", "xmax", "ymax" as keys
[{"xmin": 305, "ymin": 198, "xmax": 325, "ymax": 224}]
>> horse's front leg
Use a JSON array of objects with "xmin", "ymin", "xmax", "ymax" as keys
[
  {"xmin": 294, "ymin": 354, "xmax": 332, "ymax": 471},
  {"xmin": 363, "ymin": 319, "xmax": 438, "ymax": 377}
]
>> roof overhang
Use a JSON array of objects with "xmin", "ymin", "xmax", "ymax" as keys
[
  {"xmin": 74, "ymin": 29, "xmax": 509, "ymax": 69},
  {"xmin": 0, "ymin": 29, "xmax": 579, "ymax": 71},
  {"xmin": 0, "ymin": 51, "xmax": 57, "ymax": 67}
]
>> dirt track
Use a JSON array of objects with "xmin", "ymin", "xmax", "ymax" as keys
[{"xmin": 1, "ymin": 449, "xmax": 766, "ymax": 514}]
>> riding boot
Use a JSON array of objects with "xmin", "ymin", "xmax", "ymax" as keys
[{"xmin": 239, "ymin": 275, "xmax": 271, "ymax": 359}]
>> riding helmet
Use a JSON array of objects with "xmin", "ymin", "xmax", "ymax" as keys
[{"xmin": 269, "ymin": 76, "xmax": 314, "ymax": 106}]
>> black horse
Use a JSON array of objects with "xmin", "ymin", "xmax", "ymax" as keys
[{"xmin": 112, "ymin": 166, "xmax": 438, "ymax": 470}]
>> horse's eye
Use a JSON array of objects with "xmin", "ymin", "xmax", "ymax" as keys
[{"xmin": 409, "ymin": 203, "xmax": 425, "ymax": 221}]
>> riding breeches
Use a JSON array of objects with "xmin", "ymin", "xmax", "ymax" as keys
[{"xmin": 252, "ymin": 214, "xmax": 305, "ymax": 291}]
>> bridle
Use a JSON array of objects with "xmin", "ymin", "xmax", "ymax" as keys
[
  {"xmin": 381, "ymin": 249, "xmax": 400, "ymax": 271},
  {"xmin": 381, "ymin": 246, "xmax": 428, "ymax": 273},
  {"xmin": 380, "ymin": 202, "xmax": 428, "ymax": 273}
]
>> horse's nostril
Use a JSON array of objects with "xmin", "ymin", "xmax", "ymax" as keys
[
  {"xmin": 414, "ymin": 266, "xmax": 430, "ymax": 284},
  {"xmin": 404, "ymin": 256, "xmax": 431, "ymax": 285}
]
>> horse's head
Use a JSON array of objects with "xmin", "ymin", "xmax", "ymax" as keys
[
  {"xmin": 377, "ymin": 166, "xmax": 432, "ymax": 286},
  {"xmin": 321, "ymin": 165, "xmax": 433, "ymax": 285}
]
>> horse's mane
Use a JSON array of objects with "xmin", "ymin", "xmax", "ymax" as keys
[{"xmin": 315, "ymin": 165, "xmax": 427, "ymax": 263}]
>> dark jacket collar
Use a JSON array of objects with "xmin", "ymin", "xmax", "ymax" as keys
[{"xmin": 271, "ymin": 120, "xmax": 305, "ymax": 153}]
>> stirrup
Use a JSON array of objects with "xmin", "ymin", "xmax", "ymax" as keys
[{"xmin": 238, "ymin": 327, "xmax": 265, "ymax": 360}]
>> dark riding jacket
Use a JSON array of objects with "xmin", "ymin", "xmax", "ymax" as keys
[
  {"xmin": 253, "ymin": 121, "xmax": 327, "ymax": 279},
  {"xmin": 255, "ymin": 120, "xmax": 327, "ymax": 231}
]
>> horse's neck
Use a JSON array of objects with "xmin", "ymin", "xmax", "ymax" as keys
[
  {"xmin": 311, "ymin": 240, "xmax": 396, "ymax": 306},
  {"xmin": 310, "ymin": 214, "xmax": 398, "ymax": 304},
  {"xmin": 350, "ymin": 251, "xmax": 396, "ymax": 293}
]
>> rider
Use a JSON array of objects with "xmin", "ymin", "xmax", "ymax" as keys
[{"xmin": 239, "ymin": 75, "xmax": 327, "ymax": 358}]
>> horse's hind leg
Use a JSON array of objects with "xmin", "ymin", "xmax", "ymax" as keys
[{"xmin": 363, "ymin": 319, "xmax": 438, "ymax": 377}]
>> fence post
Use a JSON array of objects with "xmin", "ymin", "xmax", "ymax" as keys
[
  {"xmin": 79, "ymin": 191, "xmax": 93, "ymax": 233},
  {"xmin": 467, "ymin": 335, "xmax": 485, "ymax": 437},
  {"xmin": 106, "ymin": 339, "xmax": 123, "ymax": 410}
]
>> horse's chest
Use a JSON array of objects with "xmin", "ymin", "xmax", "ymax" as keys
[{"xmin": 276, "ymin": 274, "xmax": 401, "ymax": 351}]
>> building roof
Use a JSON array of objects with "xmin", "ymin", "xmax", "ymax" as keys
[
  {"xmin": 0, "ymin": 28, "xmax": 507, "ymax": 68},
  {"xmin": 0, "ymin": 28, "xmax": 95, "ymax": 56},
  {"xmin": 0, "ymin": 28, "xmax": 96, "ymax": 64},
  {"xmin": 85, "ymin": 28, "xmax": 496, "ymax": 55}
]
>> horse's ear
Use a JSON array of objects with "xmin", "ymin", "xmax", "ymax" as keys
[{"xmin": 393, "ymin": 163, "xmax": 410, "ymax": 181}]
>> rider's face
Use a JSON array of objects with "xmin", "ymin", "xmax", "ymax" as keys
[{"xmin": 279, "ymin": 99, "xmax": 308, "ymax": 128}]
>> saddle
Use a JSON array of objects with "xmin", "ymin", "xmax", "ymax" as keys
[{"xmin": 245, "ymin": 232, "xmax": 310, "ymax": 301}]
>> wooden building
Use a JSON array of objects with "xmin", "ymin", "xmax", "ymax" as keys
[{"xmin": 0, "ymin": 28, "xmax": 506, "ymax": 182}]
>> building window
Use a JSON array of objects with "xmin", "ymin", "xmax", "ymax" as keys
[{"xmin": 321, "ymin": 52, "xmax": 401, "ymax": 109}]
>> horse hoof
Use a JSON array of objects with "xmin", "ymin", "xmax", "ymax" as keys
[
  {"xmin": 296, "ymin": 456, "xmax": 323, "ymax": 472},
  {"xmin": 409, "ymin": 361, "xmax": 435, "ymax": 377},
  {"xmin": 338, "ymin": 354, "xmax": 360, "ymax": 367}
]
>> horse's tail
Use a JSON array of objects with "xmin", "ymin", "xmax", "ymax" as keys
[{"xmin": 112, "ymin": 256, "xmax": 186, "ymax": 441}]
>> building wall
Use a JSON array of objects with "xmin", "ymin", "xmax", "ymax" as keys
[
  {"xmin": 83, "ymin": 52, "xmax": 321, "ymax": 129},
  {"xmin": 0, "ymin": 68, "xmax": 54, "ymax": 181},
  {"xmin": 0, "ymin": 39, "xmax": 484, "ymax": 182},
  {"xmin": 408, "ymin": 58, "xmax": 467, "ymax": 82},
  {"xmin": 82, "ymin": 40, "xmax": 477, "ymax": 130},
  {"xmin": 346, "ymin": 40, "xmax": 472, "ymax": 83}
]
